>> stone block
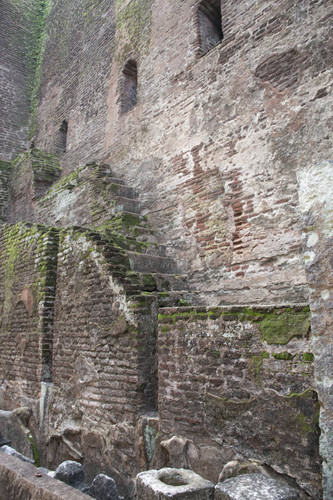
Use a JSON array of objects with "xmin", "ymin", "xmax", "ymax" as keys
[
  {"xmin": 88, "ymin": 473, "xmax": 119, "ymax": 500},
  {"xmin": 215, "ymin": 474, "xmax": 300, "ymax": 499},
  {"xmin": 136, "ymin": 468, "xmax": 214, "ymax": 499},
  {"xmin": 0, "ymin": 407, "xmax": 34, "ymax": 459},
  {"xmin": 54, "ymin": 460, "xmax": 89, "ymax": 492}
]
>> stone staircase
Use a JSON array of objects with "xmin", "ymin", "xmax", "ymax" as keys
[{"xmin": 36, "ymin": 161, "xmax": 195, "ymax": 308}]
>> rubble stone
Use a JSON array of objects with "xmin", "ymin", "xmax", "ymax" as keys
[
  {"xmin": 54, "ymin": 460, "xmax": 89, "ymax": 492},
  {"xmin": 215, "ymin": 473, "xmax": 300, "ymax": 500},
  {"xmin": 88, "ymin": 473, "xmax": 119, "ymax": 500}
]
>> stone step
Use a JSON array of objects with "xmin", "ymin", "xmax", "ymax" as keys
[
  {"xmin": 101, "ymin": 213, "xmax": 158, "ymax": 243},
  {"xmin": 131, "ymin": 226, "xmax": 157, "ymax": 243},
  {"xmin": 149, "ymin": 273, "xmax": 188, "ymax": 291},
  {"xmin": 114, "ymin": 197, "xmax": 141, "ymax": 214},
  {"xmin": 113, "ymin": 211, "xmax": 149, "ymax": 227},
  {"xmin": 103, "ymin": 251, "xmax": 130, "ymax": 267},
  {"xmin": 144, "ymin": 244, "xmax": 167, "ymax": 257},
  {"xmin": 127, "ymin": 251, "xmax": 178, "ymax": 274},
  {"xmin": 157, "ymin": 291, "xmax": 195, "ymax": 307},
  {"xmin": 126, "ymin": 291, "xmax": 193, "ymax": 308},
  {"xmin": 100, "ymin": 232, "xmax": 160, "ymax": 255},
  {"xmin": 112, "ymin": 270, "xmax": 188, "ymax": 293},
  {"xmin": 105, "ymin": 176, "xmax": 126, "ymax": 185},
  {"xmin": 108, "ymin": 183, "xmax": 136, "ymax": 199}
]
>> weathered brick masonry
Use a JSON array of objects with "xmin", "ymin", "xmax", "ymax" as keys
[
  {"xmin": 0, "ymin": 0, "xmax": 45, "ymax": 160},
  {"xmin": 0, "ymin": 223, "xmax": 58, "ymax": 404},
  {"xmin": 157, "ymin": 306, "xmax": 320, "ymax": 498},
  {"xmin": 34, "ymin": 0, "xmax": 333, "ymax": 306},
  {"xmin": 0, "ymin": 0, "xmax": 332, "ymax": 499}
]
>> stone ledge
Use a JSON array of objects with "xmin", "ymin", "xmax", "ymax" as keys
[{"xmin": 0, "ymin": 453, "xmax": 91, "ymax": 500}]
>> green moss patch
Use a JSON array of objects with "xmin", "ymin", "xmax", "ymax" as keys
[
  {"xmin": 285, "ymin": 388, "xmax": 320, "ymax": 435},
  {"xmin": 258, "ymin": 308, "xmax": 310, "ymax": 345},
  {"xmin": 116, "ymin": 0, "xmax": 152, "ymax": 56},
  {"xmin": 158, "ymin": 306, "xmax": 310, "ymax": 347},
  {"xmin": 249, "ymin": 351, "xmax": 269, "ymax": 384},
  {"xmin": 0, "ymin": 160, "xmax": 10, "ymax": 172},
  {"xmin": 272, "ymin": 352, "xmax": 294, "ymax": 361}
]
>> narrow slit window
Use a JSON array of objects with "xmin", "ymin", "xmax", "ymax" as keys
[
  {"xmin": 121, "ymin": 60, "xmax": 138, "ymax": 114},
  {"xmin": 197, "ymin": 0, "xmax": 223, "ymax": 56},
  {"xmin": 58, "ymin": 120, "xmax": 68, "ymax": 153}
]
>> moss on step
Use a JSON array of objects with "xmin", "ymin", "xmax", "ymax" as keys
[{"xmin": 158, "ymin": 306, "xmax": 311, "ymax": 346}]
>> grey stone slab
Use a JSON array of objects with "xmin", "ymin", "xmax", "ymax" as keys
[
  {"xmin": 0, "ymin": 445, "xmax": 34, "ymax": 464},
  {"xmin": 215, "ymin": 474, "xmax": 300, "ymax": 500},
  {"xmin": 136, "ymin": 468, "xmax": 214, "ymax": 499}
]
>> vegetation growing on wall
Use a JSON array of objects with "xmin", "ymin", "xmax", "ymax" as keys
[
  {"xmin": 24, "ymin": 0, "xmax": 52, "ymax": 137},
  {"xmin": 116, "ymin": 0, "xmax": 152, "ymax": 58},
  {"xmin": 1, "ymin": 224, "xmax": 40, "ymax": 326}
]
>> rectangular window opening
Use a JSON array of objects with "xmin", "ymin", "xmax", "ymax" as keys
[{"xmin": 197, "ymin": 0, "xmax": 223, "ymax": 56}]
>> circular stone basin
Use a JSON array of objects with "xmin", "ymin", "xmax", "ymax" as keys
[{"xmin": 159, "ymin": 471, "xmax": 189, "ymax": 487}]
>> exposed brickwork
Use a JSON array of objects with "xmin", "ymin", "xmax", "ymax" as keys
[
  {"xmin": 8, "ymin": 150, "xmax": 60, "ymax": 224},
  {"xmin": 45, "ymin": 227, "xmax": 169, "ymax": 494},
  {"xmin": 0, "ymin": 0, "xmax": 37, "ymax": 160},
  {"xmin": 35, "ymin": 0, "xmax": 118, "ymax": 168},
  {"xmin": 0, "ymin": 223, "xmax": 58, "ymax": 403},
  {"xmin": 32, "ymin": 0, "xmax": 332, "ymax": 305},
  {"xmin": 157, "ymin": 306, "xmax": 320, "ymax": 498},
  {"xmin": 0, "ymin": 0, "xmax": 332, "ymax": 498}
]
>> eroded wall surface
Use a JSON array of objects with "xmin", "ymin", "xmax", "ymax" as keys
[
  {"xmin": 0, "ymin": 0, "xmax": 332, "ymax": 498},
  {"xmin": 0, "ymin": 0, "xmax": 44, "ymax": 160},
  {"xmin": 298, "ymin": 161, "xmax": 333, "ymax": 499},
  {"xmin": 157, "ymin": 306, "xmax": 321, "ymax": 498},
  {"xmin": 34, "ymin": 0, "xmax": 333, "ymax": 306}
]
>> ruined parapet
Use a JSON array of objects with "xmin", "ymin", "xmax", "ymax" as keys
[
  {"xmin": 0, "ymin": 452, "xmax": 91, "ymax": 500},
  {"xmin": 136, "ymin": 468, "xmax": 214, "ymax": 499}
]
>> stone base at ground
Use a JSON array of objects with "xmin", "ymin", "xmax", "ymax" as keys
[{"xmin": 136, "ymin": 468, "xmax": 214, "ymax": 499}]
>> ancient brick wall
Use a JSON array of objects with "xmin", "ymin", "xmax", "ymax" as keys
[
  {"xmin": 0, "ymin": 0, "xmax": 33, "ymax": 160},
  {"xmin": 0, "ymin": 219, "xmax": 161, "ymax": 496},
  {"xmin": 34, "ymin": 0, "xmax": 333, "ymax": 306},
  {"xmin": 0, "ymin": 223, "xmax": 57, "ymax": 406},
  {"xmin": 7, "ymin": 150, "xmax": 60, "ymax": 225},
  {"xmin": 43, "ymin": 227, "xmax": 159, "ymax": 496},
  {"xmin": 0, "ymin": 0, "xmax": 332, "ymax": 498},
  {"xmin": 157, "ymin": 306, "xmax": 321, "ymax": 498},
  {"xmin": 35, "ymin": 0, "xmax": 117, "ymax": 165}
]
